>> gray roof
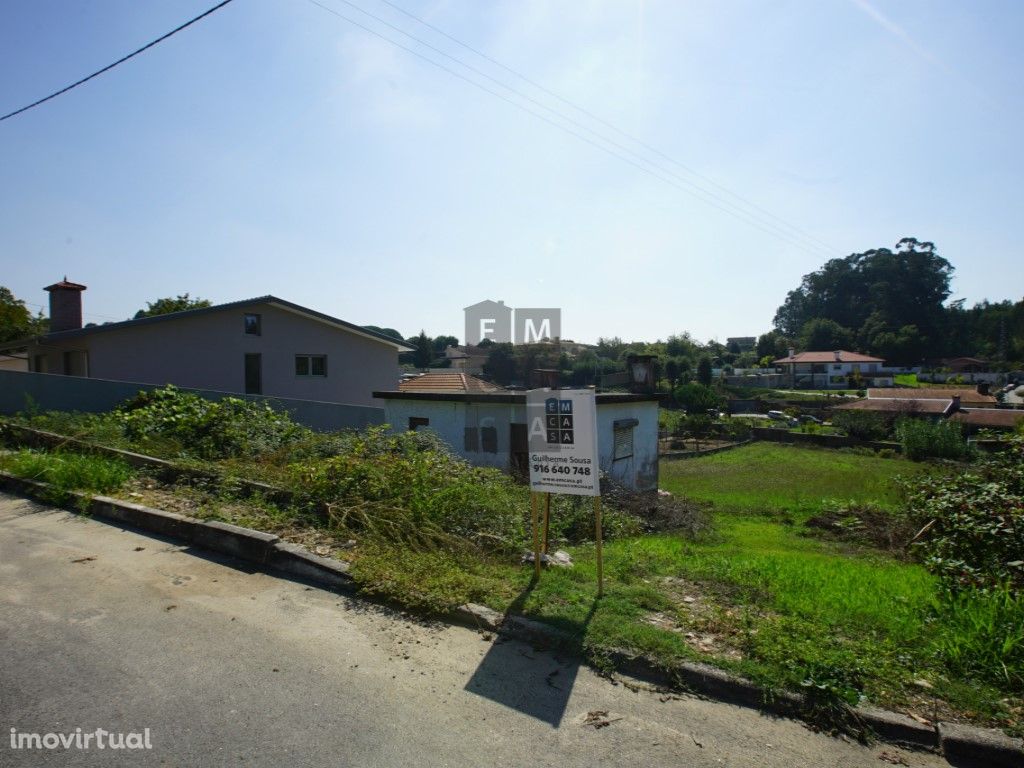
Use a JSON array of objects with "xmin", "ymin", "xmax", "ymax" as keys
[{"xmin": 26, "ymin": 295, "xmax": 414, "ymax": 352}]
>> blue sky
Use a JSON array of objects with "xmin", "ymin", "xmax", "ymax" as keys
[{"xmin": 1, "ymin": 0, "xmax": 1022, "ymax": 344}]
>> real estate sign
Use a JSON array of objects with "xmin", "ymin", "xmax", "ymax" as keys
[{"xmin": 526, "ymin": 388, "xmax": 600, "ymax": 497}]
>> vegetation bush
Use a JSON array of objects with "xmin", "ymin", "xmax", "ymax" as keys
[
  {"xmin": 896, "ymin": 418, "xmax": 971, "ymax": 461},
  {"xmin": 287, "ymin": 426, "xmax": 642, "ymax": 553},
  {"xmin": 830, "ymin": 410, "xmax": 890, "ymax": 441},
  {"xmin": 0, "ymin": 449, "xmax": 131, "ymax": 494},
  {"xmin": 904, "ymin": 436, "xmax": 1023, "ymax": 592},
  {"xmin": 673, "ymin": 382, "xmax": 722, "ymax": 414},
  {"xmin": 116, "ymin": 385, "xmax": 307, "ymax": 459}
]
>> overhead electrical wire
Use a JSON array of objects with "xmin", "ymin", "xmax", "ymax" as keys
[
  {"xmin": 374, "ymin": 0, "xmax": 838, "ymax": 255},
  {"xmin": 0, "ymin": 0, "xmax": 236, "ymax": 122},
  {"xmin": 307, "ymin": 0, "xmax": 838, "ymax": 257}
]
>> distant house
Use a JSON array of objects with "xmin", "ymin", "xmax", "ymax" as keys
[
  {"xmin": 374, "ymin": 387, "xmax": 660, "ymax": 492},
  {"xmin": 940, "ymin": 357, "xmax": 990, "ymax": 374},
  {"xmin": 443, "ymin": 344, "xmax": 490, "ymax": 374},
  {"xmin": 7, "ymin": 280, "xmax": 412, "ymax": 407},
  {"xmin": 726, "ymin": 336, "xmax": 756, "ymax": 352},
  {"xmin": 833, "ymin": 386, "xmax": 1022, "ymax": 432},
  {"xmin": 773, "ymin": 350, "xmax": 891, "ymax": 390}
]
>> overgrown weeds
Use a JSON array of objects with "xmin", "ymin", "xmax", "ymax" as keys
[{"xmin": 0, "ymin": 449, "xmax": 131, "ymax": 495}]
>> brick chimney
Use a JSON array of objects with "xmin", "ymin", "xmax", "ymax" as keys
[{"xmin": 44, "ymin": 278, "xmax": 87, "ymax": 332}]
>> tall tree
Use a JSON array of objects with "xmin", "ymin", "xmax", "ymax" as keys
[
  {"xmin": 134, "ymin": 294, "xmax": 211, "ymax": 319},
  {"xmin": 773, "ymin": 238, "xmax": 953, "ymax": 356},
  {"xmin": 696, "ymin": 355, "xmax": 713, "ymax": 386},
  {"xmin": 798, "ymin": 318, "xmax": 855, "ymax": 351},
  {"xmin": 411, "ymin": 330, "xmax": 433, "ymax": 369},
  {"xmin": 0, "ymin": 286, "xmax": 45, "ymax": 343}
]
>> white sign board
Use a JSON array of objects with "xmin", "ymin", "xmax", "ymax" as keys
[{"xmin": 526, "ymin": 388, "xmax": 600, "ymax": 497}]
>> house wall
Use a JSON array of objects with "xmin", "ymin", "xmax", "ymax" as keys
[
  {"xmin": 0, "ymin": 370, "xmax": 383, "ymax": 431},
  {"xmin": 0, "ymin": 355, "xmax": 28, "ymax": 372},
  {"xmin": 596, "ymin": 401, "xmax": 659, "ymax": 492},
  {"xmin": 27, "ymin": 303, "xmax": 400, "ymax": 407},
  {"xmin": 379, "ymin": 397, "xmax": 659, "ymax": 492}
]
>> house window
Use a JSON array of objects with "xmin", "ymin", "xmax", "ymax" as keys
[
  {"xmin": 613, "ymin": 418, "xmax": 637, "ymax": 461},
  {"xmin": 480, "ymin": 426, "xmax": 498, "ymax": 453},
  {"xmin": 32, "ymin": 354, "xmax": 47, "ymax": 373},
  {"xmin": 244, "ymin": 313, "xmax": 261, "ymax": 336},
  {"xmin": 63, "ymin": 350, "xmax": 89, "ymax": 377},
  {"xmin": 832, "ymin": 364, "xmax": 843, "ymax": 370},
  {"xmin": 295, "ymin": 354, "xmax": 327, "ymax": 377},
  {"xmin": 464, "ymin": 427, "xmax": 479, "ymax": 452},
  {"xmin": 244, "ymin": 353, "xmax": 262, "ymax": 395},
  {"xmin": 409, "ymin": 417, "xmax": 429, "ymax": 431}
]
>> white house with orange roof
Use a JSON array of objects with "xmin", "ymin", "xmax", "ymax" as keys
[{"xmin": 773, "ymin": 350, "xmax": 892, "ymax": 390}]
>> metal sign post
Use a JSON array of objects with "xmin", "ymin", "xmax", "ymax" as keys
[{"xmin": 526, "ymin": 388, "xmax": 602, "ymax": 596}]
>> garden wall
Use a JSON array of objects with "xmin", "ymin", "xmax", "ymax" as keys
[
  {"xmin": 751, "ymin": 426, "xmax": 900, "ymax": 453},
  {"xmin": 0, "ymin": 370, "xmax": 383, "ymax": 432}
]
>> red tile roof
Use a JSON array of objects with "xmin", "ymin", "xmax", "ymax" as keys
[
  {"xmin": 773, "ymin": 350, "xmax": 884, "ymax": 364},
  {"xmin": 399, "ymin": 373, "xmax": 505, "ymax": 394},
  {"xmin": 834, "ymin": 398, "xmax": 950, "ymax": 414},
  {"xmin": 949, "ymin": 409, "xmax": 1024, "ymax": 429},
  {"xmin": 867, "ymin": 388, "xmax": 997, "ymax": 405}
]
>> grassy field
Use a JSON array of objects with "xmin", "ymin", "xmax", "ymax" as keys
[{"xmin": 659, "ymin": 442, "xmax": 920, "ymax": 517}]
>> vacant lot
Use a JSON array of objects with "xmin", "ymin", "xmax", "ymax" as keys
[{"xmin": 1, "ymin": 405, "xmax": 1019, "ymax": 735}]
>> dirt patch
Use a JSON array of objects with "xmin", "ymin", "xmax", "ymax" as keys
[
  {"xmin": 115, "ymin": 478, "xmax": 355, "ymax": 562},
  {"xmin": 643, "ymin": 576, "xmax": 751, "ymax": 660},
  {"xmin": 803, "ymin": 505, "xmax": 917, "ymax": 555}
]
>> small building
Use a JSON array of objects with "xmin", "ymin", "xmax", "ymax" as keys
[
  {"xmin": 399, "ymin": 372, "xmax": 505, "ymax": 394},
  {"xmin": 834, "ymin": 386, "xmax": 1020, "ymax": 432},
  {"xmin": 373, "ymin": 387, "xmax": 660, "ymax": 493},
  {"xmin": 6, "ymin": 280, "xmax": 412, "ymax": 407},
  {"xmin": 726, "ymin": 336, "xmax": 756, "ymax": 352},
  {"xmin": 773, "ymin": 350, "xmax": 891, "ymax": 389},
  {"xmin": 443, "ymin": 344, "xmax": 490, "ymax": 374},
  {"xmin": 865, "ymin": 387, "xmax": 997, "ymax": 406}
]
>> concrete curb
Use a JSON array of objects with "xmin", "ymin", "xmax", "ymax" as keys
[
  {"xmin": 938, "ymin": 722, "xmax": 1024, "ymax": 768},
  {"xmin": 1, "ymin": 472, "xmax": 1020, "ymax": 765}
]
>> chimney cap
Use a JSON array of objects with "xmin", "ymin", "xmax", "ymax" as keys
[{"xmin": 44, "ymin": 278, "xmax": 87, "ymax": 292}]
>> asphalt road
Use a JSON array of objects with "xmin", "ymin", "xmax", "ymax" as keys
[{"xmin": 0, "ymin": 492, "xmax": 949, "ymax": 768}]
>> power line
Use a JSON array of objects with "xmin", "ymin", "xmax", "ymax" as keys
[
  {"xmin": 0, "ymin": 0, "xmax": 237, "ymax": 122},
  {"xmin": 305, "ymin": 0, "xmax": 833, "ymax": 257},
  {"xmin": 375, "ymin": 0, "xmax": 838, "ymax": 254},
  {"xmin": 333, "ymin": 0, "xmax": 825, "ymax": 252}
]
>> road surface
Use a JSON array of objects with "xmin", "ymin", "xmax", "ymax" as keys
[{"xmin": 0, "ymin": 492, "xmax": 948, "ymax": 767}]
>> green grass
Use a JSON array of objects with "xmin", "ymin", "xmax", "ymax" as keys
[
  {"xmin": 894, "ymin": 373, "xmax": 922, "ymax": 388},
  {"xmin": 659, "ymin": 442, "xmax": 921, "ymax": 518},
  {"xmin": 0, "ymin": 449, "xmax": 133, "ymax": 495}
]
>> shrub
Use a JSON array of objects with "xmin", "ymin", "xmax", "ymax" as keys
[
  {"xmin": 831, "ymin": 410, "xmax": 889, "ymax": 441},
  {"xmin": 903, "ymin": 436, "xmax": 1023, "ymax": 592},
  {"xmin": 673, "ymin": 382, "xmax": 722, "ymax": 414},
  {"xmin": 116, "ymin": 385, "xmax": 307, "ymax": 459},
  {"xmin": 896, "ymin": 418, "xmax": 971, "ymax": 461},
  {"xmin": 287, "ymin": 426, "xmax": 641, "ymax": 552}
]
